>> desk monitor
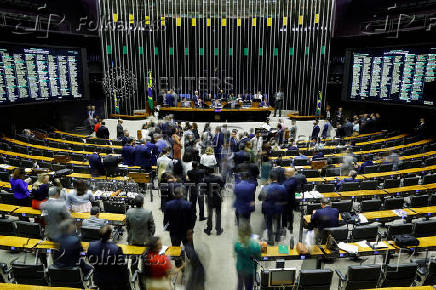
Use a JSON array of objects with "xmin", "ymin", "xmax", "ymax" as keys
[{"xmin": 269, "ymin": 268, "xmax": 296, "ymax": 286}]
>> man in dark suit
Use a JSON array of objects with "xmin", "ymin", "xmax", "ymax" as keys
[
  {"xmin": 134, "ymin": 140, "xmax": 152, "ymax": 172},
  {"xmin": 87, "ymin": 225, "xmax": 130, "ymax": 290},
  {"xmin": 88, "ymin": 153, "xmax": 105, "ymax": 177},
  {"xmin": 96, "ymin": 121, "xmax": 110, "ymax": 139},
  {"xmin": 187, "ymin": 161, "xmax": 206, "ymax": 221},
  {"xmin": 344, "ymin": 118, "xmax": 354, "ymax": 137},
  {"xmin": 203, "ymin": 168, "xmax": 225, "ymax": 235},
  {"xmin": 309, "ymin": 198, "xmax": 339, "ymax": 243},
  {"xmin": 311, "ymin": 120, "xmax": 320, "ymax": 141},
  {"xmin": 258, "ymin": 170, "xmax": 287, "ymax": 245},
  {"xmin": 122, "ymin": 138, "xmax": 135, "ymax": 166},
  {"xmin": 282, "ymin": 167, "xmax": 297, "ymax": 232},
  {"xmin": 164, "ymin": 186, "xmax": 196, "ymax": 267},
  {"xmin": 53, "ymin": 219, "xmax": 92, "ymax": 276},
  {"xmin": 230, "ymin": 130, "xmax": 239, "ymax": 152},
  {"xmin": 212, "ymin": 126, "xmax": 224, "ymax": 163},
  {"xmin": 116, "ymin": 119, "xmax": 124, "ymax": 139}
]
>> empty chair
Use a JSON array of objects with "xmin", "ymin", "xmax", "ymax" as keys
[
  {"xmin": 80, "ymin": 226, "xmax": 101, "ymax": 242},
  {"xmin": 48, "ymin": 265, "xmax": 85, "ymax": 288},
  {"xmin": 399, "ymin": 161, "xmax": 412, "ymax": 170},
  {"xmin": 336, "ymin": 264, "xmax": 382, "ymax": 290},
  {"xmin": 72, "ymin": 165, "xmax": 89, "ymax": 174},
  {"xmin": 301, "ymin": 170, "xmax": 320, "ymax": 178},
  {"xmin": 386, "ymin": 223, "xmax": 414, "ymax": 240},
  {"xmin": 381, "ymin": 263, "xmax": 417, "ymax": 287},
  {"xmin": 42, "ymin": 151, "xmax": 54, "ymax": 158},
  {"xmin": 0, "ymin": 191, "xmax": 17, "ymax": 205},
  {"xmin": 409, "ymin": 159, "xmax": 423, "ymax": 168},
  {"xmin": 316, "ymin": 183, "xmax": 335, "ymax": 193},
  {"xmin": 425, "ymin": 157, "xmax": 436, "ymax": 166},
  {"xmin": 431, "ymin": 194, "xmax": 436, "ymax": 205},
  {"xmin": 379, "ymin": 163, "xmax": 394, "ymax": 172},
  {"xmin": 383, "ymin": 178, "xmax": 401, "ymax": 189},
  {"xmin": 301, "ymin": 183, "xmax": 314, "ymax": 192},
  {"xmin": 293, "ymin": 158, "xmax": 309, "ymax": 166},
  {"xmin": 324, "ymin": 226, "xmax": 348, "ymax": 242},
  {"xmin": 0, "ymin": 171, "xmax": 10, "ymax": 182},
  {"xmin": 111, "ymin": 140, "xmax": 122, "ymax": 146},
  {"xmin": 409, "ymin": 195, "xmax": 429, "ymax": 207},
  {"xmin": 10, "ymin": 261, "xmax": 47, "ymax": 286},
  {"xmin": 326, "ymin": 167, "xmax": 341, "ymax": 177},
  {"xmin": 294, "ymin": 269, "xmax": 333, "ymax": 290},
  {"xmin": 328, "ymin": 156, "xmax": 343, "ymax": 164},
  {"xmin": 403, "ymin": 177, "xmax": 420, "ymax": 186},
  {"xmin": 340, "ymin": 182, "xmax": 360, "ymax": 192},
  {"xmin": 71, "ymin": 153, "xmax": 85, "ymax": 162},
  {"xmin": 360, "ymin": 200, "xmax": 382, "ymax": 212},
  {"xmin": 423, "ymin": 174, "xmax": 436, "ymax": 185},
  {"xmin": 363, "ymin": 165, "xmax": 379, "ymax": 174},
  {"xmin": 351, "ymin": 224, "xmax": 379, "ymax": 241},
  {"xmin": 384, "ymin": 197, "xmax": 404, "ymax": 210},
  {"xmin": 359, "ymin": 180, "xmax": 379, "ymax": 190},
  {"xmin": 103, "ymin": 201, "xmax": 127, "ymax": 214},
  {"xmin": 414, "ymin": 220, "xmax": 436, "ymax": 237},
  {"xmin": 14, "ymin": 221, "xmax": 43, "ymax": 239},
  {"xmin": 70, "ymin": 144, "xmax": 85, "ymax": 152},
  {"xmin": 21, "ymin": 159, "xmax": 34, "ymax": 168},
  {"xmin": 416, "ymin": 259, "xmax": 436, "ymax": 285},
  {"xmin": 286, "ymin": 150, "xmax": 300, "ymax": 156},
  {"xmin": 332, "ymin": 200, "xmax": 353, "ymax": 213},
  {"xmin": 0, "ymin": 219, "xmax": 15, "ymax": 235},
  {"xmin": 52, "ymin": 164, "xmax": 67, "ymax": 172}
]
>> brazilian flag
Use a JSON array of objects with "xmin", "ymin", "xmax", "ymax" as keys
[
  {"xmin": 315, "ymin": 91, "xmax": 322, "ymax": 116},
  {"xmin": 114, "ymin": 92, "xmax": 120, "ymax": 114},
  {"xmin": 147, "ymin": 71, "xmax": 154, "ymax": 111}
]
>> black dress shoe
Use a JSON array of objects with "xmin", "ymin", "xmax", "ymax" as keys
[
  {"xmin": 216, "ymin": 229, "xmax": 223, "ymax": 235},
  {"xmin": 199, "ymin": 217, "xmax": 206, "ymax": 221},
  {"xmin": 204, "ymin": 229, "xmax": 211, "ymax": 236}
]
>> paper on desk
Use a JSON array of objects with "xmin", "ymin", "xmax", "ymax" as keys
[
  {"xmin": 159, "ymin": 246, "xmax": 168, "ymax": 255},
  {"xmin": 0, "ymin": 164, "xmax": 10, "ymax": 169},
  {"xmin": 392, "ymin": 209, "xmax": 408, "ymax": 217},
  {"xmin": 356, "ymin": 241, "xmax": 368, "ymax": 248},
  {"xmin": 370, "ymin": 242, "xmax": 388, "ymax": 249},
  {"xmin": 338, "ymin": 242, "xmax": 358, "ymax": 254},
  {"xmin": 358, "ymin": 213, "xmax": 368, "ymax": 224}
]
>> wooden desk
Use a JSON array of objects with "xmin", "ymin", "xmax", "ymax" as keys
[
  {"xmin": 384, "ymin": 185, "xmax": 428, "ymax": 194},
  {"xmin": 54, "ymin": 130, "xmax": 89, "ymax": 138},
  {"xmin": 46, "ymin": 137, "xmax": 122, "ymax": 149},
  {"xmin": 338, "ymin": 189, "xmax": 386, "ymax": 199},
  {"xmin": 0, "ymin": 235, "xmax": 181, "ymax": 256},
  {"xmin": 66, "ymin": 172, "xmax": 129, "ymax": 181},
  {"xmin": 0, "ymin": 283, "xmax": 81, "ymax": 290},
  {"xmin": 355, "ymin": 134, "xmax": 407, "ymax": 146}
]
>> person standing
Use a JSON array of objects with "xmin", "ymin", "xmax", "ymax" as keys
[
  {"xmin": 282, "ymin": 168, "xmax": 297, "ymax": 232},
  {"xmin": 258, "ymin": 170, "xmax": 287, "ymax": 245},
  {"xmin": 311, "ymin": 120, "xmax": 320, "ymax": 141},
  {"xmin": 126, "ymin": 195, "xmax": 155, "ymax": 246},
  {"xmin": 96, "ymin": 121, "xmax": 110, "ymax": 139},
  {"xmin": 184, "ymin": 229, "xmax": 206, "ymax": 290},
  {"xmin": 234, "ymin": 172, "xmax": 256, "ymax": 225},
  {"xmin": 164, "ymin": 186, "xmax": 196, "ymax": 267},
  {"xmin": 289, "ymin": 120, "xmax": 297, "ymax": 140},
  {"xmin": 187, "ymin": 161, "xmax": 206, "ymax": 221},
  {"xmin": 172, "ymin": 128, "xmax": 182, "ymax": 160},
  {"xmin": 41, "ymin": 187, "xmax": 71, "ymax": 241},
  {"xmin": 122, "ymin": 138, "xmax": 135, "ymax": 166},
  {"xmin": 134, "ymin": 140, "xmax": 153, "ymax": 172},
  {"xmin": 321, "ymin": 119, "xmax": 333, "ymax": 139},
  {"xmin": 234, "ymin": 223, "xmax": 261, "ymax": 290},
  {"xmin": 203, "ymin": 168, "xmax": 225, "ymax": 236},
  {"xmin": 87, "ymin": 105, "xmax": 96, "ymax": 134},
  {"xmin": 273, "ymin": 88, "xmax": 284, "ymax": 117},
  {"xmin": 212, "ymin": 126, "xmax": 224, "ymax": 163},
  {"xmin": 87, "ymin": 225, "xmax": 130, "ymax": 290},
  {"xmin": 88, "ymin": 152, "xmax": 105, "ymax": 177},
  {"xmin": 117, "ymin": 119, "xmax": 124, "ymax": 139}
]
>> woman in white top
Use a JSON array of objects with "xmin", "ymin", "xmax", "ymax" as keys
[
  {"xmin": 65, "ymin": 180, "xmax": 94, "ymax": 213},
  {"xmin": 200, "ymin": 147, "xmax": 217, "ymax": 169},
  {"xmin": 141, "ymin": 122, "xmax": 150, "ymax": 141}
]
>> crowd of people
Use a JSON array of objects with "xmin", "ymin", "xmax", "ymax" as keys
[{"xmin": 9, "ymin": 105, "xmax": 431, "ymax": 290}]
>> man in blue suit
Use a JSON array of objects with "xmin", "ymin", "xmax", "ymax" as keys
[
  {"xmin": 121, "ymin": 138, "xmax": 135, "ymax": 166},
  {"xmin": 145, "ymin": 137, "xmax": 159, "ymax": 167},
  {"xmin": 258, "ymin": 170, "xmax": 287, "ymax": 245},
  {"xmin": 233, "ymin": 172, "xmax": 256, "ymax": 225},
  {"xmin": 134, "ymin": 140, "xmax": 152, "ymax": 172},
  {"xmin": 358, "ymin": 155, "xmax": 374, "ymax": 174},
  {"xmin": 87, "ymin": 153, "xmax": 105, "ymax": 177},
  {"xmin": 87, "ymin": 225, "xmax": 130, "ymax": 289},
  {"xmin": 311, "ymin": 120, "xmax": 320, "ymax": 141},
  {"xmin": 310, "ymin": 198, "xmax": 339, "ymax": 243},
  {"xmin": 212, "ymin": 126, "xmax": 224, "ymax": 162},
  {"xmin": 230, "ymin": 130, "xmax": 239, "ymax": 152}
]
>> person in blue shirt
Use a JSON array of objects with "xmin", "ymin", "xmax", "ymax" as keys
[
  {"xmin": 234, "ymin": 172, "xmax": 256, "ymax": 225},
  {"xmin": 145, "ymin": 137, "xmax": 159, "ymax": 167},
  {"xmin": 321, "ymin": 119, "xmax": 333, "ymax": 139},
  {"xmin": 312, "ymin": 149, "xmax": 325, "ymax": 160},
  {"xmin": 121, "ymin": 138, "xmax": 135, "ymax": 166},
  {"xmin": 335, "ymin": 170, "xmax": 358, "ymax": 191},
  {"xmin": 258, "ymin": 170, "xmax": 287, "ymax": 245},
  {"xmin": 358, "ymin": 155, "xmax": 374, "ymax": 174},
  {"xmin": 309, "ymin": 198, "xmax": 339, "ymax": 243},
  {"xmin": 87, "ymin": 153, "xmax": 105, "ymax": 177},
  {"xmin": 311, "ymin": 120, "xmax": 320, "ymax": 141},
  {"xmin": 165, "ymin": 90, "xmax": 175, "ymax": 107},
  {"xmin": 10, "ymin": 168, "xmax": 31, "ymax": 206}
]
